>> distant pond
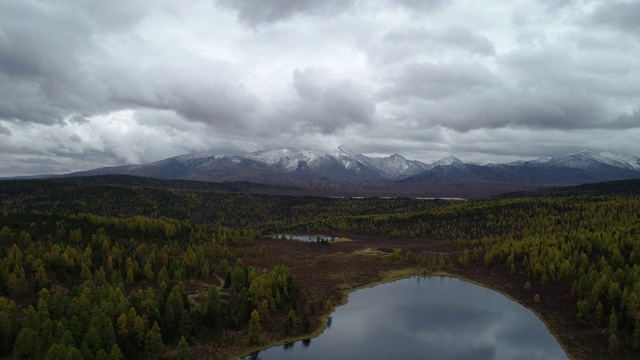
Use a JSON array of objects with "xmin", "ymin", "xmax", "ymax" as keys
[
  {"xmin": 272, "ymin": 234, "xmax": 333, "ymax": 242},
  {"xmin": 241, "ymin": 276, "xmax": 568, "ymax": 360}
]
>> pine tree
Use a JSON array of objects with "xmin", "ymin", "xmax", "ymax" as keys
[
  {"xmin": 576, "ymin": 300, "xmax": 589, "ymax": 326},
  {"xmin": 144, "ymin": 322, "xmax": 165, "ymax": 359},
  {"xmin": 109, "ymin": 344, "xmax": 124, "ymax": 360},
  {"xmin": 248, "ymin": 310, "xmax": 261, "ymax": 345},
  {"xmin": 45, "ymin": 343, "xmax": 67, "ymax": 360},
  {"xmin": 609, "ymin": 310, "xmax": 618, "ymax": 335},
  {"xmin": 609, "ymin": 333, "xmax": 619, "ymax": 355},
  {"xmin": 176, "ymin": 336, "xmax": 191, "ymax": 360}
]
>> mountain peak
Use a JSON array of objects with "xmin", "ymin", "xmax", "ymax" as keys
[
  {"xmin": 576, "ymin": 149, "xmax": 596, "ymax": 156},
  {"xmin": 432, "ymin": 156, "xmax": 465, "ymax": 167},
  {"xmin": 332, "ymin": 146, "xmax": 357, "ymax": 158}
]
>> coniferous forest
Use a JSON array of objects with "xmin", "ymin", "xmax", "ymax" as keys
[{"xmin": 1, "ymin": 176, "xmax": 639, "ymax": 359}]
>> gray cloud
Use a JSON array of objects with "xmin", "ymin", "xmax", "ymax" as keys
[
  {"xmin": 215, "ymin": 0, "xmax": 449, "ymax": 26},
  {"xmin": 588, "ymin": 0, "xmax": 640, "ymax": 36},
  {"xmin": 368, "ymin": 26, "xmax": 495, "ymax": 65},
  {"xmin": 68, "ymin": 134, "xmax": 82, "ymax": 143},
  {"xmin": 215, "ymin": 0, "xmax": 354, "ymax": 26},
  {"xmin": 108, "ymin": 65, "xmax": 260, "ymax": 130},
  {"xmin": 0, "ymin": 123, "xmax": 12, "ymax": 136},
  {"xmin": 275, "ymin": 69, "xmax": 376, "ymax": 135},
  {"xmin": 293, "ymin": 67, "xmax": 329, "ymax": 102},
  {"xmin": 0, "ymin": 1, "xmax": 146, "ymax": 125},
  {"xmin": 0, "ymin": 1, "xmax": 260, "ymax": 132},
  {"xmin": 391, "ymin": 0, "xmax": 450, "ymax": 12},
  {"xmin": 1, "ymin": 0, "xmax": 640, "ymax": 176},
  {"xmin": 381, "ymin": 61, "xmax": 499, "ymax": 101}
]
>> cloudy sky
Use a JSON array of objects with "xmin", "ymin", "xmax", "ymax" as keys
[{"xmin": 1, "ymin": 0, "xmax": 639, "ymax": 176}]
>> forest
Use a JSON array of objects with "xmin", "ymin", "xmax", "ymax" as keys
[{"xmin": 1, "ymin": 175, "xmax": 639, "ymax": 359}]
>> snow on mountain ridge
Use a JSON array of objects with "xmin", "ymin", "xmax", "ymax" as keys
[
  {"xmin": 547, "ymin": 149, "xmax": 640, "ymax": 171},
  {"xmin": 246, "ymin": 148, "xmax": 327, "ymax": 170},
  {"xmin": 429, "ymin": 156, "xmax": 465, "ymax": 168},
  {"xmin": 331, "ymin": 146, "xmax": 358, "ymax": 159},
  {"xmin": 353, "ymin": 151, "xmax": 431, "ymax": 178},
  {"xmin": 243, "ymin": 146, "xmax": 432, "ymax": 178},
  {"xmin": 578, "ymin": 150, "xmax": 640, "ymax": 171},
  {"xmin": 71, "ymin": 146, "xmax": 640, "ymax": 187},
  {"xmin": 140, "ymin": 147, "xmax": 639, "ymax": 181}
]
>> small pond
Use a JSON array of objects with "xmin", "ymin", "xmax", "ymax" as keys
[
  {"xmin": 241, "ymin": 276, "xmax": 568, "ymax": 360},
  {"xmin": 272, "ymin": 234, "xmax": 333, "ymax": 242}
]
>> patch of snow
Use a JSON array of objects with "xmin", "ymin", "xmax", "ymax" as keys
[
  {"xmin": 430, "ymin": 156, "xmax": 465, "ymax": 168},
  {"xmin": 547, "ymin": 149, "xmax": 640, "ymax": 170}
]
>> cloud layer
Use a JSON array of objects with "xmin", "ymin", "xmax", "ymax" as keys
[{"xmin": 1, "ymin": 0, "xmax": 639, "ymax": 176}]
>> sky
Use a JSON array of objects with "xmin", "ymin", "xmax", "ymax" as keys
[{"xmin": 1, "ymin": 0, "xmax": 640, "ymax": 176}]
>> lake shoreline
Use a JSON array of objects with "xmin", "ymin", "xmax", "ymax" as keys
[
  {"xmin": 192, "ymin": 236, "xmax": 627, "ymax": 360},
  {"xmin": 233, "ymin": 267, "xmax": 572, "ymax": 360}
]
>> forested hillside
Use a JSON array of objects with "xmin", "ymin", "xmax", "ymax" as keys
[
  {"xmin": 499, "ymin": 179, "xmax": 640, "ymax": 198},
  {"xmin": 0, "ymin": 212, "xmax": 302, "ymax": 359},
  {"xmin": 1, "ymin": 176, "xmax": 639, "ymax": 359}
]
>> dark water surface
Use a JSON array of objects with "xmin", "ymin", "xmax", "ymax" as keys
[
  {"xmin": 241, "ymin": 276, "xmax": 568, "ymax": 360},
  {"xmin": 273, "ymin": 234, "xmax": 333, "ymax": 242}
]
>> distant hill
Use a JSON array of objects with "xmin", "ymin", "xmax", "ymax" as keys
[
  {"xmin": 0, "ymin": 175, "xmax": 299, "ymax": 198},
  {"xmin": 498, "ymin": 179, "xmax": 640, "ymax": 198}
]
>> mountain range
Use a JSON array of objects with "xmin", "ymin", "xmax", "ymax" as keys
[{"xmin": 67, "ymin": 147, "xmax": 640, "ymax": 188}]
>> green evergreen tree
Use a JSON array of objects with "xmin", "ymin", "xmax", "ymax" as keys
[
  {"xmin": 144, "ymin": 322, "xmax": 165, "ymax": 360},
  {"xmin": 248, "ymin": 309, "xmax": 261, "ymax": 345},
  {"xmin": 175, "ymin": 336, "xmax": 191, "ymax": 360}
]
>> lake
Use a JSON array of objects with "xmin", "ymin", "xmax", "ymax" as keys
[
  {"xmin": 241, "ymin": 276, "xmax": 568, "ymax": 360},
  {"xmin": 273, "ymin": 234, "xmax": 333, "ymax": 242}
]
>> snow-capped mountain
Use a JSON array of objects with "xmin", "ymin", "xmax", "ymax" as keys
[
  {"xmin": 428, "ymin": 156, "xmax": 466, "ymax": 169},
  {"xmin": 402, "ymin": 149, "xmax": 640, "ymax": 185},
  {"xmin": 244, "ymin": 146, "xmax": 430, "ymax": 180},
  {"xmin": 245, "ymin": 148, "xmax": 325, "ymax": 172},
  {"xmin": 67, "ymin": 147, "xmax": 640, "ymax": 186},
  {"xmin": 543, "ymin": 150, "xmax": 640, "ymax": 171},
  {"xmin": 355, "ymin": 153, "xmax": 429, "ymax": 178}
]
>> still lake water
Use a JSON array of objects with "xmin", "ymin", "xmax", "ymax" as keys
[
  {"xmin": 241, "ymin": 276, "xmax": 568, "ymax": 360},
  {"xmin": 273, "ymin": 234, "xmax": 332, "ymax": 242}
]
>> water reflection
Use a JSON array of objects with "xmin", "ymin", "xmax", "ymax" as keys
[{"xmin": 241, "ymin": 277, "xmax": 568, "ymax": 360}]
